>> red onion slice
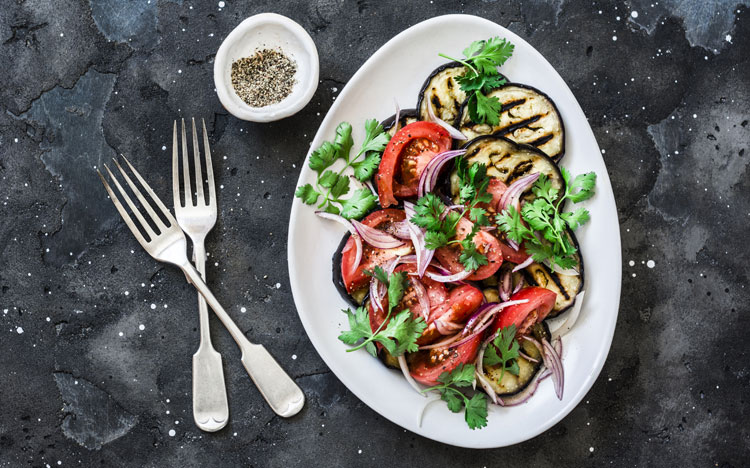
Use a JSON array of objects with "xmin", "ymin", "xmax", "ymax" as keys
[
  {"xmin": 315, "ymin": 211, "xmax": 362, "ymax": 275},
  {"xmin": 434, "ymin": 317, "xmax": 463, "ymax": 335},
  {"xmin": 541, "ymin": 338, "xmax": 564, "ymax": 400},
  {"xmin": 426, "ymin": 94, "xmax": 467, "ymax": 140},
  {"xmin": 475, "ymin": 338, "xmax": 501, "ymax": 406},
  {"xmin": 369, "ymin": 276, "xmax": 384, "ymax": 314},
  {"xmin": 512, "ymin": 275, "xmax": 524, "ymax": 294},
  {"xmin": 499, "ymin": 172, "xmax": 541, "ymax": 213},
  {"xmin": 393, "ymin": 99, "xmax": 401, "ymax": 134},
  {"xmin": 512, "ymin": 256, "xmax": 534, "ymax": 272},
  {"xmin": 403, "ymin": 201, "xmax": 434, "ymax": 278},
  {"xmin": 418, "ymin": 332, "xmax": 463, "ymax": 350},
  {"xmin": 463, "ymin": 299, "xmax": 529, "ymax": 335},
  {"xmin": 398, "ymin": 354, "xmax": 424, "ymax": 396},
  {"xmin": 498, "ymin": 269, "xmax": 511, "ymax": 302},
  {"xmin": 411, "ymin": 277, "xmax": 431, "ymax": 321},
  {"xmin": 551, "ymin": 290, "xmax": 586, "ymax": 340},
  {"xmin": 424, "ymin": 269, "xmax": 472, "ymax": 283},
  {"xmin": 417, "ymin": 149, "xmax": 466, "ymax": 197},
  {"xmin": 543, "ymin": 259, "xmax": 580, "ymax": 276},
  {"xmin": 501, "ymin": 366, "xmax": 551, "ymax": 406},
  {"xmin": 384, "ymin": 221, "xmax": 412, "ymax": 240},
  {"xmin": 351, "ymin": 219, "xmax": 405, "ymax": 249}
]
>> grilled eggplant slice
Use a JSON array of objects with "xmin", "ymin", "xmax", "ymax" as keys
[
  {"xmin": 416, "ymin": 62, "xmax": 475, "ymax": 125},
  {"xmin": 381, "ymin": 108, "xmax": 418, "ymax": 137},
  {"xmin": 332, "ymin": 233, "xmax": 369, "ymax": 307},
  {"xmin": 484, "ymin": 322, "xmax": 550, "ymax": 396},
  {"xmin": 450, "ymin": 135, "xmax": 565, "ymax": 206},
  {"xmin": 523, "ymin": 229, "xmax": 584, "ymax": 318},
  {"xmin": 456, "ymin": 84, "xmax": 565, "ymax": 161}
]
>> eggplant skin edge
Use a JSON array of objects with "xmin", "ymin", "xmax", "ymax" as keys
[
  {"xmin": 485, "ymin": 321, "xmax": 551, "ymax": 397},
  {"xmin": 331, "ymin": 232, "xmax": 364, "ymax": 309},
  {"xmin": 529, "ymin": 228, "xmax": 584, "ymax": 319},
  {"xmin": 381, "ymin": 108, "xmax": 418, "ymax": 134},
  {"xmin": 455, "ymin": 82, "xmax": 566, "ymax": 162}
]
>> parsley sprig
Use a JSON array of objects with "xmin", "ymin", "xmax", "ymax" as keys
[
  {"xmin": 410, "ymin": 157, "xmax": 494, "ymax": 271},
  {"xmin": 421, "ymin": 364, "xmax": 488, "ymax": 430},
  {"xmin": 483, "ymin": 325, "xmax": 521, "ymax": 382},
  {"xmin": 439, "ymin": 37, "xmax": 514, "ymax": 125},
  {"xmin": 496, "ymin": 169, "xmax": 597, "ymax": 270},
  {"xmin": 338, "ymin": 266, "xmax": 426, "ymax": 357},
  {"xmin": 295, "ymin": 120, "xmax": 391, "ymax": 219}
]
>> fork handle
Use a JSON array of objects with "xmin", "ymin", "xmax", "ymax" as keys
[{"xmin": 181, "ymin": 263, "xmax": 305, "ymax": 418}]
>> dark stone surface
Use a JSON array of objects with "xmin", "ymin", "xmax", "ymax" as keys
[{"xmin": 0, "ymin": 0, "xmax": 748, "ymax": 466}]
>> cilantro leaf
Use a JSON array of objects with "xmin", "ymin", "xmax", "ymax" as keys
[
  {"xmin": 440, "ymin": 37, "xmax": 514, "ymax": 125},
  {"xmin": 411, "ymin": 193, "xmax": 459, "ymax": 250},
  {"xmin": 340, "ymin": 188, "xmax": 377, "ymax": 220},
  {"xmin": 484, "ymin": 325, "xmax": 520, "ymax": 382},
  {"xmin": 474, "ymin": 91, "xmax": 503, "ymax": 126},
  {"xmin": 566, "ymin": 170, "xmax": 597, "ymax": 203},
  {"xmin": 334, "ymin": 122, "xmax": 353, "ymax": 162},
  {"xmin": 459, "ymin": 236, "xmax": 489, "ymax": 272},
  {"xmin": 386, "ymin": 271, "xmax": 407, "ymax": 313},
  {"xmin": 330, "ymin": 174, "xmax": 350, "ymax": 199},
  {"xmin": 294, "ymin": 183, "xmax": 319, "ymax": 205},
  {"xmin": 379, "ymin": 309, "xmax": 427, "ymax": 355},
  {"xmin": 318, "ymin": 170, "xmax": 340, "ymax": 188},
  {"xmin": 338, "ymin": 307, "xmax": 378, "ymax": 357},
  {"xmin": 308, "ymin": 141, "xmax": 338, "ymax": 173},
  {"xmin": 358, "ymin": 119, "xmax": 391, "ymax": 156},
  {"xmin": 424, "ymin": 230, "xmax": 451, "ymax": 250},
  {"xmin": 464, "ymin": 37, "xmax": 514, "ymax": 75},
  {"xmin": 464, "ymin": 393, "xmax": 489, "ymax": 430},
  {"xmin": 422, "ymin": 364, "xmax": 488, "ymax": 430},
  {"xmin": 364, "ymin": 265, "xmax": 390, "ymax": 285},
  {"xmin": 351, "ymin": 152, "xmax": 381, "ymax": 181}
]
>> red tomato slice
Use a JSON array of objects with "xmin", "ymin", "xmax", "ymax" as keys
[
  {"xmin": 375, "ymin": 121, "xmax": 452, "ymax": 207},
  {"xmin": 498, "ymin": 241, "xmax": 531, "ymax": 264},
  {"xmin": 418, "ymin": 284, "xmax": 484, "ymax": 345},
  {"xmin": 484, "ymin": 178, "xmax": 508, "ymax": 212},
  {"xmin": 341, "ymin": 209, "xmax": 413, "ymax": 293},
  {"xmin": 434, "ymin": 217, "xmax": 503, "ymax": 281},
  {"xmin": 368, "ymin": 264, "xmax": 447, "ymax": 334},
  {"xmin": 409, "ymin": 334, "xmax": 482, "ymax": 386},
  {"xmin": 489, "ymin": 286, "xmax": 557, "ymax": 337}
]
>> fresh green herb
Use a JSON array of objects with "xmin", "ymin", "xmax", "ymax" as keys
[
  {"xmin": 409, "ymin": 158, "xmax": 495, "ymax": 271},
  {"xmin": 410, "ymin": 193, "xmax": 461, "ymax": 250},
  {"xmin": 496, "ymin": 170, "xmax": 597, "ymax": 270},
  {"xmin": 451, "ymin": 158, "xmax": 493, "ymax": 271},
  {"xmin": 338, "ymin": 267, "xmax": 426, "ymax": 357},
  {"xmin": 483, "ymin": 325, "xmax": 520, "ymax": 382},
  {"xmin": 421, "ymin": 364, "xmax": 488, "ymax": 430},
  {"xmin": 295, "ymin": 119, "xmax": 391, "ymax": 219},
  {"xmin": 439, "ymin": 37, "xmax": 514, "ymax": 126}
]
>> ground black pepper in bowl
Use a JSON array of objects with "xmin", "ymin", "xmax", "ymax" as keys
[{"xmin": 230, "ymin": 48, "xmax": 297, "ymax": 107}]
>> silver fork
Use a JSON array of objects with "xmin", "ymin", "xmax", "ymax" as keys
[
  {"xmin": 98, "ymin": 156, "xmax": 305, "ymax": 418},
  {"xmin": 173, "ymin": 118, "xmax": 228, "ymax": 432}
]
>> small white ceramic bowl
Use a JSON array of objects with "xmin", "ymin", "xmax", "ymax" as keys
[{"xmin": 214, "ymin": 13, "xmax": 319, "ymax": 122}]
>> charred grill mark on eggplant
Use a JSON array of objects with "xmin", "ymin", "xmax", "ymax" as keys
[
  {"xmin": 484, "ymin": 322, "xmax": 550, "ymax": 396},
  {"xmin": 456, "ymin": 83, "xmax": 565, "ymax": 161},
  {"xmin": 416, "ymin": 62, "xmax": 483, "ymax": 124},
  {"xmin": 523, "ymin": 229, "xmax": 584, "ymax": 318},
  {"xmin": 452, "ymin": 135, "xmax": 565, "ymax": 206}
]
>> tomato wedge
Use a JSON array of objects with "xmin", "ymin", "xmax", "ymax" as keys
[
  {"xmin": 484, "ymin": 178, "xmax": 508, "ymax": 212},
  {"xmin": 368, "ymin": 264, "xmax": 447, "ymax": 334},
  {"xmin": 409, "ymin": 334, "xmax": 482, "ymax": 386},
  {"xmin": 498, "ymin": 241, "xmax": 531, "ymax": 264},
  {"xmin": 375, "ymin": 121, "xmax": 452, "ymax": 207},
  {"xmin": 489, "ymin": 286, "xmax": 557, "ymax": 337},
  {"xmin": 418, "ymin": 284, "xmax": 484, "ymax": 345},
  {"xmin": 341, "ymin": 209, "xmax": 413, "ymax": 293},
  {"xmin": 434, "ymin": 217, "xmax": 503, "ymax": 281}
]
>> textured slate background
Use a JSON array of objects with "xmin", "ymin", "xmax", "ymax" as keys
[{"xmin": 1, "ymin": 0, "xmax": 748, "ymax": 466}]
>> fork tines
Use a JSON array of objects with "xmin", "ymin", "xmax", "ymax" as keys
[
  {"xmin": 173, "ymin": 118, "xmax": 216, "ymax": 209},
  {"xmin": 98, "ymin": 156, "xmax": 179, "ymax": 249}
]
